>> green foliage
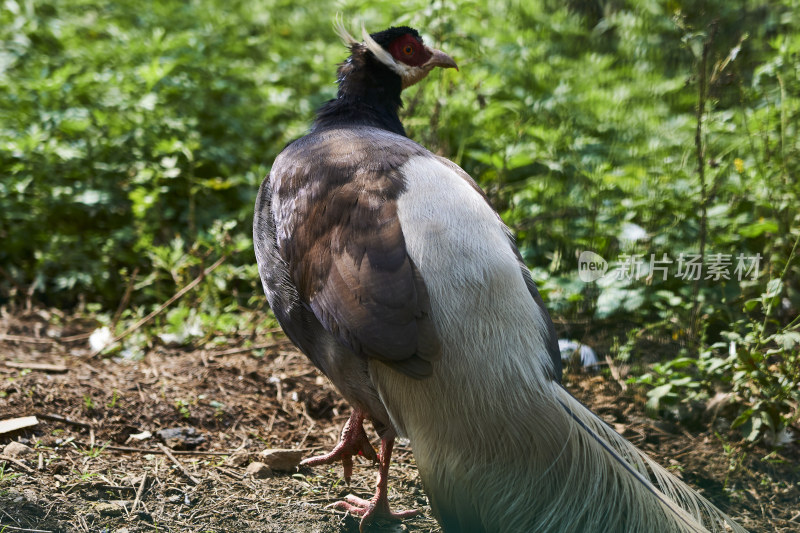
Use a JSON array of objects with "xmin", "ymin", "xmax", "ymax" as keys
[
  {"xmin": 82, "ymin": 394, "xmax": 95, "ymax": 411},
  {"xmin": 631, "ymin": 316, "xmax": 800, "ymax": 444},
  {"xmin": 0, "ymin": 0, "xmax": 323, "ymax": 309},
  {"xmin": 632, "ymin": 235, "xmax": 800, "ymax": 443},
  {"xmin": 1, "ymin": 1, "xmax": 798, "ymax": 442},
  {"xmin": 81, "ymin": 442, "xmax": 109, "ymax": 459},
  {"xmin": 0, "ymin": 462, "xmax": 22, "ymax": 485},
  {"xmin": 106, "ymin": 389, "xmax": 120, "ymax": 409},
  {"xmin": 174, "ymin": 398, "xmax": 192, "ymax": 419}
]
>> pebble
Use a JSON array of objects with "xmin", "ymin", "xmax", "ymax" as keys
[
  {"xmin": 95, "ymin": 502, "xmax": 124, "ymax": 517},
  {"xmin": 155, "ymin": 427, "xmax": 205, "ymax": 450},
  {"xmin": 258, "ymin": 449, "xmax": 304, "ymax": 472},
  {"xmin": 3, "ymin": 441, "xmax": 33, "ymax": 458},
  {"xmin": 226, "ymin": 452, "xmax": 253, "ymax": 467},
  {"xmin": 245, "ymin": 462, "xmax": 272, "ymax": 479}
]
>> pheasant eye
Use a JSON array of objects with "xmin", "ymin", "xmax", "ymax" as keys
[{"xmin": 403, "ymin": 45, "xmax": 414, "ymax": 56}]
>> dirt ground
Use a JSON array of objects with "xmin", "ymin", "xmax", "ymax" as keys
[{"xmin": 1, "ymin": 308, "xmax": 798, "ymax": 532}]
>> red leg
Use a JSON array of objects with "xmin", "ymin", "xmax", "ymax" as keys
[
  {"xmin": 333, "ymin": 437, "xmax": 419, "ymax": 531},
  {"xmin": 301, "ymin": 409, "xmax": 378, "ymax": 483}
]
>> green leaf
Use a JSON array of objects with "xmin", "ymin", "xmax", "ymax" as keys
[
  {"xmin": 771, "ymin": 332, "xmax": 800, "ymax": 351},
  {"xmin": 764, "ymin": 279, "xmax": 783, "ymax": 298},
  {"xmin": 743, "ymin": 298, "xmax": 760, "ymax": 311},
  {"xmin": 731, "ymin": 408, "xmax": 754, "ymax": 430},
  {"xmin": 739, "ymin": 219, "xmax": 778, "ymax": 238},
  {"xmin": 646, "ymin": 384, "xmax": 674, "ymax": 412}
]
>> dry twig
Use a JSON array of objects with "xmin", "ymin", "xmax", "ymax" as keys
[
  {"xmin": 0, "ymin": 526, "xmax": 54, "ymax": 533},
  {"xmin": 101, "ymin": 444, "xmax": 230, "ymax": 456},
  {"xmin": 3, "ymin": 361, "xmax": 68, "ymax": 373},
  {"xmin": 0, "ymin": 455, "xmax": 34, "ymax": 473},
  {"xmin": 156, "ymin": 443, "xmax": 201, "ymax": 485},
  {"xmin": 131, "ymin": 473, "xmax": 148, "ymax": 514},
  {"xmin": 0, "ymin": 333, "xmax": 90, "ymax": 344},
  {"xmin": 36, "ymin": 413, "xmax": 91, "ymax": 429},
  {"xmin": 206, "ymin": 340, "xmax": 292, "ymax": 357},
  {"xmin": 112, "ymin": 266, "xmax": 139, "ymax": 328}
]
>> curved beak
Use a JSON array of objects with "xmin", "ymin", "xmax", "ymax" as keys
[{"xmin": 424, "ymin": 47, "xmax": 459, "ymax": 71}]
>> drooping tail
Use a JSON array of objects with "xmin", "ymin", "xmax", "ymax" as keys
[{"xmin": 554, "ymin": 385, "xmax": 747, "ymax": 533}]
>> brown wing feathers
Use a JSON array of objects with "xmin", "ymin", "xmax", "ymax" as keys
[{"xmin": 271, "ymin": 129, "xmax": 440, "ymax": 378}]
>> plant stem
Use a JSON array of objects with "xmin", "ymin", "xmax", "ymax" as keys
[
  {"xmin": 757, "ymin": 229, "xmax": 800, "ymax": 347},
  {"xmin": 690, "ymin": 26, "xmax": 715, "ymax": 345}
]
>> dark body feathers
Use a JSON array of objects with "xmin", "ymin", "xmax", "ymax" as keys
[{"xmin": 254, "ymin": 128, "xmax": 440, "ymax": 438}]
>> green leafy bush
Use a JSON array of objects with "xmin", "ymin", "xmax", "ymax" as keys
[{"xmin": 1, "ymin": 0, "xmax": 798, "ymax": 442}]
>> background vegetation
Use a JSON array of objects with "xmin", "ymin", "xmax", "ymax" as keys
[{"xmin": 1, "ymin": 0, "xmax": 798, "ymax": 445}]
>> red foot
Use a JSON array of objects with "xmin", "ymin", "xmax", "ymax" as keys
[
  {"xmin": 332, "ymin": 438, "xmax": 419, "ymax": 532},
  {"xmin": 333, "ymin": 493, "xmax": 419, "ymax": 523},
  {"xmin": 300, "ymin": 409, "xmax": 378, "ymax": 483}
]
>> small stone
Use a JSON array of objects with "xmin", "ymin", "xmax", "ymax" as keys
[
  {"xmin": 3, "ymin": 441, "xmax": 33, "ymax": 458},
  {"xmin": 95, "ymin": 502, "xmax": 124, "ymax": 517},
  {"xmin": 155, "ymin": 427, "xmax": 205, "ymax": 450},
  {"xmin": 226, "ymin": 452, "xmax": 254, "ymax": 467},
  {"xmin": 245, "ymin": 462, "xmax": 272, "ymax": 479},
  {"xmin": 258, "ymin": 449, "xmax": 304, "ymax": 472}
]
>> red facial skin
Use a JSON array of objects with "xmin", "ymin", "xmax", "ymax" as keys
[{"xmin": 388, "ymin": 34, "xmax": 432, "ymax": 66}]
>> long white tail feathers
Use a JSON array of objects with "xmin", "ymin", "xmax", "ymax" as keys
[{"xmin": 555, "ymin": 386, "xmax": 747, "ymax": 533}]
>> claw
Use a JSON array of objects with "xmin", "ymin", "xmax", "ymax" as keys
[
  {"xmin": 300, "ymin": 409, "xmax": 377, "ymax": 483},
  {"xmin": 301, "ymin": 411, "xmax": 419, "ymax": 530},
  {"xmin": 334, "ymin": 493, "xmax": 419, "ymax": 521},
  {"xmin": 334, "ymin": 438, "xmax": 420, "ymax": 532}
]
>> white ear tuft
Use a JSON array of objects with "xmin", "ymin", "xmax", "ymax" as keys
[
  {"xmin": 361, "ymin": 22, "xmax": 397, "ymax": 68},
  {"xmin": 333, "ymin": 14, "xmax": 358, "ymax": 46}
]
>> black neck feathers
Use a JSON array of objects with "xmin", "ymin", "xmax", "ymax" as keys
[{"xmin": 312, "ymin": 43, "xmax": 406, "ymax": 137}]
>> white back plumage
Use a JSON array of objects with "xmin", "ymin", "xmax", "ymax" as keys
[{"xmin": 368, "ymin": 154, "xmax": 746, "ymax": 533}]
